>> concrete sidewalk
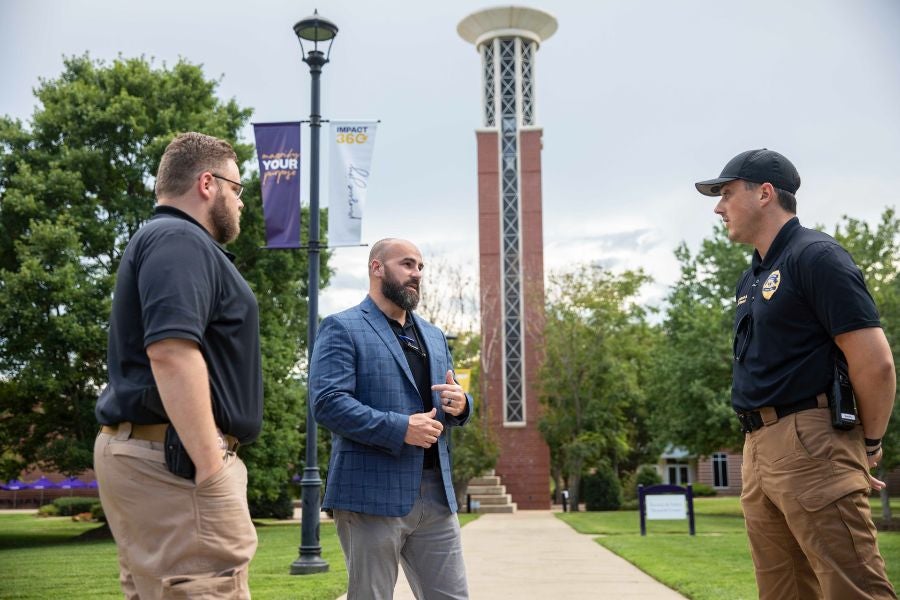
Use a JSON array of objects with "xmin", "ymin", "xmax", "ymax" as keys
[{"xmin": 338, "ymin": 510, "xmax": 686, "ymax": 599}]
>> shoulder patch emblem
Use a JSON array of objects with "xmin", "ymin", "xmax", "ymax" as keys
[
  {"xmin": 737, "ymin": 294, "xmax": 748, "ymax": 306},
  {"xmin": 762, "ymin": 270, "xmax": 781, "ymax": 300}
]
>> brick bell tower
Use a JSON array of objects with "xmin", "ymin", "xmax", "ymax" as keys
[{"xmin": 458, "ymin": 7, "xmax": 556, "ymax": 509}]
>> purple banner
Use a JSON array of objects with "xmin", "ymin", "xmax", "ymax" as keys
[{"xmin": 253, "ymin": 122, "xmax": 302, "ymax": 248}]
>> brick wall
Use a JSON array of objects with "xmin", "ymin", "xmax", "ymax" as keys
[{"xmin": 695, "ymin": 451, "xmax": 743, "ymax": 496}]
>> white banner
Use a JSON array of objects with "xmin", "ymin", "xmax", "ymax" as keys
[{"xmin": 328, "ymin": 121, "xmax": 378, "ymax": 246}]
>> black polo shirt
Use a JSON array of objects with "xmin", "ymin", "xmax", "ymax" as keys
[
  {"xmin": 95, "ymin": 206, "xmax": 263, "ymax": 443},
  {"xmin": 385, "ymin": 312, "xmax": 438, "ymax": 468},
  {"xmin": 731, "ymin": 217, "xmax": 880, "ymax": 411}
]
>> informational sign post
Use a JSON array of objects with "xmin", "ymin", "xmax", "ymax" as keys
[{"xmin": 638, "ymin": 483, "xmax": 695, "ymax": 536}]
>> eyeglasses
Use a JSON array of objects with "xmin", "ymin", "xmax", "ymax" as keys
[{"xmin": 211, "ymin": 173, "xmax": 245, "ymax": 199}]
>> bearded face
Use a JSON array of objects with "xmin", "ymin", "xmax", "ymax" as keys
[
  {"xmin": 381, "ymin": 262, "xmax": 420, "ymax": 311},
  {"xmin": 209, "ymin": 187, "xmax": 241, "ymax": 244}
]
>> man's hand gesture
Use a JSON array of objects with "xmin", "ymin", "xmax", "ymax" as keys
[
  {"xmin": 432, "ymin": 370, "xmax": 467, "ymax": 417},
  {"xmin": 405, "ymin": 408, "xmax": 444, "ymax": 448}
]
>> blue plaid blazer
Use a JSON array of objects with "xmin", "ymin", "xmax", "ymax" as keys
[{"xmin": 309, "ymin": 296, "xmax": 472, "ymax": 516}]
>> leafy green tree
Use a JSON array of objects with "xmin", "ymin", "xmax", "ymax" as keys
[
  {"xmin": 648, "ymin": 224, "xmax": 750, "ymax": 457},
  {"xmin": 538, "ymin": 266, "xmax": 656, "ymax": 511},
  {"xmin": 832, "ymin": 208, "xmax": 900, "ymax": 522},
  {"xmin": 0, "ymin": 55, "xmax": 329, "ymax": 514}
]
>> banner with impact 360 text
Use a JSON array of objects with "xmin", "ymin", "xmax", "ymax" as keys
[{"xmin": 328, "ymin": 121, "xmax": 378, "ymax": 247}]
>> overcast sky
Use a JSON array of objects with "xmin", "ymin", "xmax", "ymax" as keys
[{"xmin": 3, "ymin": 0, "xmax": 899, "ymax": 320}]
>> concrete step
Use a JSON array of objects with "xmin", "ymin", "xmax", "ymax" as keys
[
  {"xmin": 468, "ymin": 476, "xmax": 501, "ymax": 487},
  {"xmin": 476, "ymin": 503, "xmax": 517, "ymax": 514},
  {"xmin": 469, "ymin": 494, "xmax": 513, "ymax": 505},
  {"xmin": 466, "ymin": 484, "xmax": 505, "ymax": 495}
]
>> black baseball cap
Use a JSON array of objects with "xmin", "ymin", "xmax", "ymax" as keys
[{"xmin": 695, "ymin": 149, "xmax": 801, "ymax": 197}]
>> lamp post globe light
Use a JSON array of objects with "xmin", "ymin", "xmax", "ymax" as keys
[{"xmin": 290, "ymin": 9, "xmax": 337, "ymax": 576}]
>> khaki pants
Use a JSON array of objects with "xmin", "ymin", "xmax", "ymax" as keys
[
  {"xmin": 94, "ymin": 425, "xmax": 257, "ymax": 599},
  {"xmin": 741, "ymin": 407, "xmax": 895, "ymax": 599}
]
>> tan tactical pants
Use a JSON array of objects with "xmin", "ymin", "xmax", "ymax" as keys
[
  {"xmin": 741, "ymin": 406, "xmax": 895, "ymax": 599},
  {"xmin": 94, "ymin": 424, "xmax": 257, "ymax": 599}
]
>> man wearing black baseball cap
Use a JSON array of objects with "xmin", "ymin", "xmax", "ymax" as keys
[{"xmin": 697, "ymin": 150, "xmax": 896, "ymax": 599}]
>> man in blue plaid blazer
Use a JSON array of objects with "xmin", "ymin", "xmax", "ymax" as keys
[{"xmin": 310, "ymin": 238, "xmax": 472, "ymax": 599}]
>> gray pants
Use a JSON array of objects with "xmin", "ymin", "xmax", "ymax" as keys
[{"xmin": 333, "ymin": 469, "xmax": 468, "ymax": 600}]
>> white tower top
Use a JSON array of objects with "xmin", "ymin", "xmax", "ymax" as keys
[{"xmin": 458, "ymin": 6, "xmax": 557, "ymax": 49}]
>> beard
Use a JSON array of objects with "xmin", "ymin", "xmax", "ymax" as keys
[
  {"xmin": 210, "ymin": 189, "xmax": 240, "ymax": 244},
  {"xmin": 381, "ymin": 265, "xmax": 420, "ymax": 311}
]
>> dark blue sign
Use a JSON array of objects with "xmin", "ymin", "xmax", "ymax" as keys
[{"xmin": 638, "ymin": 483, "xmax": 696, "ymax": 536}]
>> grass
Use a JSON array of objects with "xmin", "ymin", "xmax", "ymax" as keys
[
  {"xmin": 558, "ymin": 496, "xmax": 900, "ymax": 600},
  {"xmin": 0, "ymin": 512, "xmax": 480, "ymax": 599}
]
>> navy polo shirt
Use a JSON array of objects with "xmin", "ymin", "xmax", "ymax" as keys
[
  {"xmin": 95, "ymin": 206, "xmax": 263, "ymax": 443},
  {"xmin": 731, "ymin": 217, "xmax": 880, "ymax": 412}
]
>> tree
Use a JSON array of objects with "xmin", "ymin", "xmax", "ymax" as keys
[
  {"xmin": 648, "ymin": 224, "xmax": 750, "ymax": 457},
  {"xmin": 0, "ymin": 55, "xmax": 330, "ymax": 515},
  {"xmin": 538, "ymin": 266, "xmax": 656, "ymax": 511},
  {"xmin": 417, "ymin": 255, "xmax": 479, "ymax": 336},
  {"xmin": 831, "ymin": 208, "xmax": 900, "ymax": 523}
]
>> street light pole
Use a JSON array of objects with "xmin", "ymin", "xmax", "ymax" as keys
[{"xmin": 290, "ymin": 9, "xmax": 337, "ymax": 576}]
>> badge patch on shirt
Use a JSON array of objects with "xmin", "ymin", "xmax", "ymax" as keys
[
  {"xmin": 737, "ymin": 294, "xmax": 748, "ymax": 306},
  {"xmin": 762, "ymin": 270, "xmax": 781, "ymax": 300}
]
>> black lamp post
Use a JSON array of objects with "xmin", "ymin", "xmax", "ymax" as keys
[{"xmin": 290, "ymin": 9, "xmax": 337, "ymax": 576}]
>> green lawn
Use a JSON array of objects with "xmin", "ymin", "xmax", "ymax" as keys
[
  {"xmin": 0, "ymin": 513, "xmax": 480, "ymax": 599},
  {"xmin": 558, "ymin": 496, "xmax": 900, "ymax": 600}
]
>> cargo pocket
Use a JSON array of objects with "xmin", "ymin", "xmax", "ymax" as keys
[
  {"xmin": 161, "ymin": 570, "xmax": 241, "ymax": 599},
  {"xmin": 797, "ymin": 472, "xmax": 875, "ymax": 566},
  {"xmin": 796, "ymin": 472, "xmax": 868, "ymax": 512}
]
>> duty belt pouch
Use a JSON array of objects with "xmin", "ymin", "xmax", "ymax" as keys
[
  {"xmin": 164, "ymin": 425, "xmax": 196, "ymax": 479},
  {"xmin": 829, "ymin": 356, "xmax": 859, "ymax": 431}
]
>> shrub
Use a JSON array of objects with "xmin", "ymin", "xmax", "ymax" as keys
[
  {"xmin": 691, "ymin": 483, "xmax": 717, "ymax": 497},
  {"xmin": 623, "ymin": 466, "xmax": 663, "ymax": 500},
  {"xmin": 37, "ymin": 504, "xmax": 60, "ymax": 517},
  {"xmin": 249, "ymin": 489, "xmax": 294, "ymax": 520},
  {"xmin": 636, "ymin": 465, "xmax": 663, "ymax": 487},
  {"xmin": 620, "ymin": 498, "xmax": 639, "ymax": 511},
  {"xmin": 91, "ymin": 503, "xmax": 106, "ymax": 522},
  {"xmin": 53, "ymin": 496, "xmax": 100, "ymax": 516},
  {"xmin": 583, "ymin": 465, "xmax": 622, "ymax": 511}
]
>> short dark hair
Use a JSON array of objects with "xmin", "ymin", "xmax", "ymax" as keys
[
  {"xmin": 774, "ymin": 188, "xmax": 796, "ymax": 213},
  {"xmin": 155, "ymin": 132, "xmax": 237, "ymax": 199},
  {"xmin": 743, "ymin": 180, "xmax": 796, "ymax": 214}
]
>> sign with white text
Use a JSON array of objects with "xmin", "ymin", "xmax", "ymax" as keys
[
  {"xmin": 638, "ymin": 484, "xmax": 696, "ymax": 536},
  {"xmin": 645, "ymin": 494, "xmax": 687, "ymax": 520}
]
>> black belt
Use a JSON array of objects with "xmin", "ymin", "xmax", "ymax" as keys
[{"xmin": 737, "ymin": 394, "xmax": 825, "ymax": 434}]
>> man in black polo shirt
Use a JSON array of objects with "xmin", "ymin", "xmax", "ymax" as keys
[
  {"xmin": 310, "ymin": 238, "xmax": 471, "ymax": 599},
  {"xmin": 696, "ymin": 149, "xmax": 896, "ymax": 599},
  {"xmin": 94, "ymin": 132, "xmax": 262, "ymax": 599}
]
